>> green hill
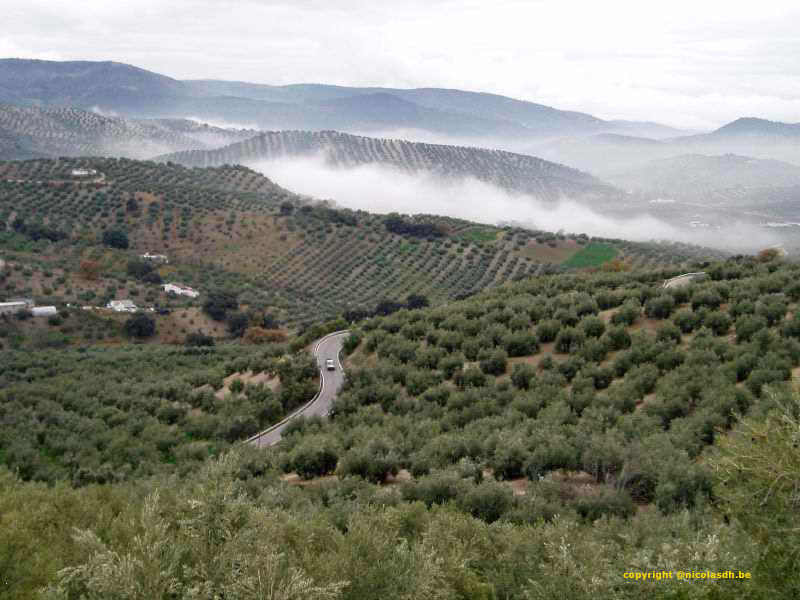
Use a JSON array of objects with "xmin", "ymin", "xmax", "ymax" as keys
[
  {"xmin": 1, "ymin": 158, "xmax": 720, "ymax": 332},
  {"xmin": 3, "ymin": 252, "xmax": 800, "ymax": 599}
]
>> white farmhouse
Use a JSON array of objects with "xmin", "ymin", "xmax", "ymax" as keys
[
  {"xmin": 140, "ymin": 252, "xmax": 169, "ymax": 264},
  {"xmin": 163, "ymin": 283, "xmax": 199, "ymax": 298},
  {"xmin": 32, "ymin": 306, "xmax": 58, "ymax": 317},
  {"xmin": 107, "ymin": 300, "xmax": 138, "ymax": 313},
  {"xmin": 71, "ymin": 168, "xmax": 98, "ymax": 178},
  {"xmin": 0, "ymin": 301, "xmax": 30, "ymax": 315}
]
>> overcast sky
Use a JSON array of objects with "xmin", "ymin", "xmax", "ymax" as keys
[{"xmin": 2, "ymin": 0, "xmax": 799, "ymax": 129}]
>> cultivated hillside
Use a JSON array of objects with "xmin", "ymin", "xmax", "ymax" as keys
[
  {"xmin": 4, "ymin": 252, "xmax": 800, "ymax": 599},
  {"xmin": 0, "ymin": 104, "xmax": 255, "ymax": 160},
  {"xmin": 159, "ymin": 130, "xmax": 622, "ymax": 203},
  {"xmin": 0, "ymin": 157, "xmax": 719, "ymax": 329}
]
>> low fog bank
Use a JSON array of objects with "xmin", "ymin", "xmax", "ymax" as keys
[
  {"xmin": 249, "ymin": 155, "xmax": 780, "ymax": 253},
  {"xmin": 184, "ymin": 116, "xmax": 260, "ymax": 132}
]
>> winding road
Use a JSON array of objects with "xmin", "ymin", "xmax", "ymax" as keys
[
  {"xmin": 663, "ymin": 272, "xmax": 706, "ymax": 289},
  {"xmin": 246, "ymin": 330, "xmax": 349, "ymax": 447}
]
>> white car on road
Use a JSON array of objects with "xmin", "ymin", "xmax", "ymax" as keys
[{"xmin": 325, "ymin": 359, "xmax": 336, "ymax": 371}]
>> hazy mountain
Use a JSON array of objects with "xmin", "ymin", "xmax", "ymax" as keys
[
  {"xmin": 184, "ymin": 79, "xmax": 691, "ymax": 139},
  {"xmin": 533, "ymin": 117, "xmax": 800, "ymax": 175},
  {"xmin": 0, "ymin": 104, "xmax": 255, "ymax": 160},
  {"xmin": 710, "ymin": 117, "xmax": 800, "ymax": 138},
  {"xmin": 606, "ymin": 153, "xmax": 800, "ymax": 197},
  {"xmin": 158, "ymin": 130, "xmax": 622, "ymax": 203},
  {"xmin": 668, "ymin": 118, "xmax": 800, "ymax": 165},
  {"xmin": 530, "ymin": 133, "xmax": 675, "ymax": 173},
  {"xmin": 605, "ymin": 120, "xmax": 694, "ymax": 139},
  {"xmin": 0, "ymin": 59, "xmax": 185, "ymax": 109},
  {"xmin": 0, "ymin": 59, "xmax": 683, "ymax": 142}
]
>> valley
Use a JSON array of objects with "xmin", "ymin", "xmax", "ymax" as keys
[{"xmin": 0, "ymin": 40, "xmax": 799, "ymax": 600}]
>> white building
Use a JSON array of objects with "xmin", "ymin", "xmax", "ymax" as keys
[
  {"xmin": 107, "ymin": 300, "xmax": 138, "ymax": 313},
  {"xmin": 0, "ymin": 301, "xmax": 30, "ymax": 315},
  {"xmin": 140, "ymin": 252, "xmax": 169, "ymax": 264},
  {"xmin": 163, "ymin": 283, "xmax": 199, "ymax": 298},
  {"xmin": 71, "ymin": 168, "xmax": 98, "ymax": 178},
  {"xmin": 32, "ymin": 306, "xmax": 58, "ymax": 317}
]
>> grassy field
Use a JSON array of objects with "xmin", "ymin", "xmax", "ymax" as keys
[
  {"xmin": 562, "ymin": 242, "xmax": 618, "ymax": 268},
  {"xmin": 454, "ymin": 226, "xmax": 497, "ymax": 244}
]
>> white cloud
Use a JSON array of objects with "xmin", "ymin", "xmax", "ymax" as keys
[{"xmin": 249, "ymin": 155, "xmax": 780, "ymax": 252}]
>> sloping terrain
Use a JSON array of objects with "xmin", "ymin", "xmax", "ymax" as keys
[
  {"xmin": 3, "ymin": 252, "xmax": 797, "ymax": 599},
  {"xmin": 0, "ymin": 58, "xmax": 685, "ymax": 140},
  {"xmin": 0, "ymin": 157, "xmax": 720, "ymax": 328},
  {"xmin": 606, "ymin": 153, "xmax": 800, "ymax": 197},
  {"xmin": 0, "ymin": 104, "xmax": 255, "ymax": 160},
  {"xmin": 158, "ymin": 130, "xmax": 622, "ymax": 203},
  {"xmin": 539, "ymin": 117, "xmax": 800, "ymax": 175}
]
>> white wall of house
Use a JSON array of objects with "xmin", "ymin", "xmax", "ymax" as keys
[
  {"xmin": 0, "ymin": 301, "xmax": 28, "ymax": 315},
  {"xmin": 163, "ymin": 283, "xmax": 199, "ymax": 298}
]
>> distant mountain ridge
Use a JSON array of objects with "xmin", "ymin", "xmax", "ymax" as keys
[
  {"xmin": 158, "ymin": 129, "xmax": 623, "ymax": 203},
  {"xmin": 0, "ymin": 58, "xmax": 687, "ymax": 141},
  {"xmin": 710, "ymin": 117, "xmax": 800, "ymax": 138},
  {"xmin": 535, "ymin": 117, "xmax": 800, "ymax": 174}
]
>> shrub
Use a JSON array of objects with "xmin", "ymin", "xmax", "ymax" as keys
[
  {"xmin": 492, "ymin": 442, "xmax": 531, "ymax": 480},
  {"xmin": 503, "ymin": 332, "xmax": 539, "ymax": 356},
  {"xmin": 243, "ymin": 327, "xmax": 287, "ymax": 344},
  {"xmin": 655, "ymin": 322, "xmax": 681, "ymax": 343},
  {"xmin": 605, "ymin": 326, "xmax": 631, "ymax": 350},
  {"xmin": 101, "ymin": 229, "xmax": 129, "ymax": 249},
  {"xmin": 511, "ymin": 363, "xmax": 537, "ymax": 390},
  {"xmin": 673, "ymin": 309, "xmax": 699, "ymax": 333},
  {"xmin": 454, "ymin": 367, "xmax": 487, "ymax": 388},
  {"xmin": 124, "ymin": 313, "xmax": 155, "ymax": 338},
  {"xmin": 558, "ymin": 356, "xmax": 584, "ymax": 382},
  {"xmin": 611, "ymin": 303, "xmax": 639, "ymax": 326},
  {"xmin": 290, "ymin": 438, "xmax": 339, "ymax": 479},
  {"xmin": 554, "ymin": 327, "xmax": 585, "ymax": 354},
  {"xmin": 338, "ymin": 440, "xmax": 399, "ymax": 483},
  {"xmin": 203, "ymin": 290, "xmax": 238, "ymax": 321},
  {"xmin": 691, "ymin": 289, "xmax": 722, "ymax": 311},
  {"xmin": 402, "ymin": 473, "xmax": 463, "ymax": 507},
  {"xmin": 536, "ymin": 319, "xmax": 561, "ymax": 343},
  {"xmin": 736, "ymin": 315, "xmax": 768, "ymax": 343},
  {"xmin": 704, "ymin": 311, "xmax": 732, "ymax": 336},
  {"xmin": 757, "ymin": 298, "xmax": 788, "ymax": 326},
  {"xmin": 644, "ymin": 295, "xmax": 676, "ymax": 319},
  {"xmin": 126, "ymin": 259, "xmax": 154, "ymax": 280},
  {"xmin": 580, "ymin": 316, "xmax": 606, "ymax": 338},
  {"xmin": 573, "ymin": 488, "xmax": 635, "ymax": 522},
  {"xmin": 185, "ymin": 332, "xmax": 215, "ymax": 347},
  {"xmin": 459, "ymin": 481, "xmax": 514, "ymax": 523},
  {"xmin": 480, "ymin": 349, "xmax": 508, "ymax": 375},
  {"xmin": 227, "ymin": 312, "xmax": 249, "ymax": 338}
]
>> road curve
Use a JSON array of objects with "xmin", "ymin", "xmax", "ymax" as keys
[
  {"xmin": 246, "ymin": 330, "xmax": 349, "ymax": 447},
  {"xmin": 663, "ymin": 272, "xmax": 706, "ymax": 289}
]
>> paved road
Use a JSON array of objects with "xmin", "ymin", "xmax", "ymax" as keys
[
  {"xmin": 247, "ymin": 330, "xmax": 349, "ymax": 447},
  {"xmin": 663, "ymin": 272, "xmax": 706, "ymax": 289}
]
